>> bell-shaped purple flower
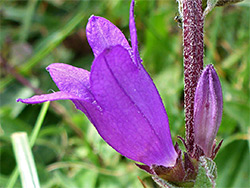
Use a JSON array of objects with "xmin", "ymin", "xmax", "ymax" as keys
[
  {"xmin": 193, "ymin": 65, "xmax": 223, "ymax": 157},
  {"xmin": 17, "ymin": 0, "xmax": 177, "ymax": 167}
]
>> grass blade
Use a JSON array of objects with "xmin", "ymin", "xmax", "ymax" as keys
[
  {"xmin": 6, "ymin": 102, "xmax": 50, "ymax": 188},
  {"xmin": 11, "ymin": 132, "xmax": 40, "ymax": 188},
  {"xmin": 29, "ymin": 101, "xmax": 50, "ymax": 147},
  {"xmin": 0, "ymin": 0, "xmax": 97, "ymax": 91},
  {"xmin": 20, "ymin": 0, "xmax": 39, "ymax": 42}
]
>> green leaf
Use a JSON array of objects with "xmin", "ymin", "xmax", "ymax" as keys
[
  {"xmin": 204, "ymin": 0, "xmax": 220, "ymax": 16},
  {"xmin": 204, "ymin": 0, "xmax": 244, "ymax": 16},
  {"xmin": 194, "ymin": 157, "xmax": 217, "ymax": 188},
  {"xmin": 215, "ymin": 140, "xmax": 249, "ymax": 187},
  {"xmin": 216, "ymin": 0, "xmax": 243, "ymax": 7},
  {"xmin": 152, "ymin": 176, "xmax": 180, "ymax": 188},
  {"xmin": 224, "ymin": 101, "xmax": 250, "ymax": 131}
]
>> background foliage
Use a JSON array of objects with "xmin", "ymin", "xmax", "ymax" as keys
[{"xmin": 0, "ymin": 0, "xmax": 249, "ymax": 187}]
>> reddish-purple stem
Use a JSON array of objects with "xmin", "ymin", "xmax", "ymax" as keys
[{"xmin": 183, "ymin": 0, "xmax": 204, "ymax": 153}]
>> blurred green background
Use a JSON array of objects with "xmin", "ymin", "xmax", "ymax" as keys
[{"xmin": 0, "ymin": 0, "xmax": 249, "ymax": 187}]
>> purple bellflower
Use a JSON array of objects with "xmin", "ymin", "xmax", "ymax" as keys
[
  {"xmin": 17, "ymin": 0, "xmax": 224, "ymax": 186},
  {"xmin": 193, "ymin": 64, "xmax": 223, "ymax": 158},
  {"xmin": 17, "ymin": 0, "xmax": 178, "ymax": 168}
]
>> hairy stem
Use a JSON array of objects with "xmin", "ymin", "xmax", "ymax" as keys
[{"xmin": 183, "ymin": 0, "xmax": 204, "ymax": 153}]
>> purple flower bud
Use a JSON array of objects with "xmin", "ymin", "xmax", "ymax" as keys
[
  {"xmin": 17, "ymin": 0, "xmax": 177, "ymax": 167},
  {"xmin": 194, "ymin": 65, "xmax": 223, "ymax": 157}
]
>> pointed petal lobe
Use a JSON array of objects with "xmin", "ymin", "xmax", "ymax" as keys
[
  {"xmin": 17, "ymin": 91, "xmax": 82, "ymax": 104},
  {"xmin": 129, "ymin": 0, "xmax": 142, "ymax": 64},
  {"xmin": 46, "ymin": 63, "xmax": 93, "ymax": 101},
  {"xmin": 86, "ymin": 16, "xmax": 131, "ymax": 57},
  {"xmin": 17, "ymin": 63, "xmax": 95, "ymax": 115}
]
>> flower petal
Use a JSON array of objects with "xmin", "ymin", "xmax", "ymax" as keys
[
  {"xmin": 89, "ymin": 45, "xmax": 177, "ymax": 166},
  {"xmin": 17, "ymin": 91, "xmax": 96, "ymax": 115},
  {"xmin": 46, "ymin": 63, "xmax": 93, "ymax": 100},
  {"xmin": 129, "ymin": 0, "xmax": 142, "ymax": 64},
  {"xmin": 194, "ymin": 64, "xmax": 223, "ymax": 157},
  {"xmin": 86, "ymin": 15, "xmax": 131, "ymax": 57},
  {"xmin": 17, "ymin": 63, "xmax": 96, "ymax": 115},
  {"xmin": 17, "ymin": 91, "xmax": 82, "ymax": 104}
]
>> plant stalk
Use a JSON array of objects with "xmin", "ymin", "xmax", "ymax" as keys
[{"xmin": 182, "ymin": 0, "xmax": 204, "ymax": 153}]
